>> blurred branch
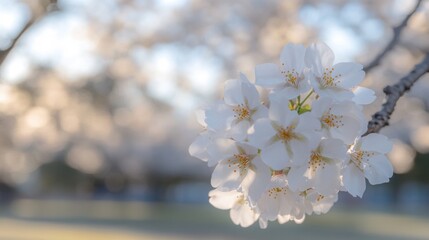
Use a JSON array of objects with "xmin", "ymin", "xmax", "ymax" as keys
[
  {"xmin": 364, "ymin": 53, "xmax": 429, "ymax": 136},
  {"xmin": 0, "ymin": 0, "xmax": 57, "ymax": 66},
  {"xmin": 0, "ymin": 20, "xmax": 35, "ymax": 65},
  {"xmin": 363, "ymin": 0, "xmax": 423, "ymax": 73}
]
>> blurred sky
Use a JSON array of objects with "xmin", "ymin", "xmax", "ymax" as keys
[{"xmin": 0, "ymin": 0, "xmax": 428, "ymax": 202}]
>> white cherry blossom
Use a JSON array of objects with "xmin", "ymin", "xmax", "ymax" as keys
[
  {"xmin": 249, "ymin": 101, "xmax": 320, "ymax": 170},
  {"xmin": 255, "ymin": 43, "xmax": 310, "ymax": 101},
  {"xmin": 342, "ymin": 133, "xmax": 393, "ymax": 197},
  {"xmin": 210, "ymin": 139, "xmax": 271, "ymax": 201},
  {"xmin": 311, "ymin": 98, "xmax": 366, "ymax": 144},
  {"xmin": 204, "ymin": 73, "xmax": 268, "ymax": 141},
  {"xmin": 257, "ymin": 174, "xmax": 302, "ymax": 228},
  {"xmin": 305, "ymin": 42, "xmax": 365, "ymax": 101},
  {"xmin": 287, "ymin": 138, "xmax": 347, "ymax": 195},
  {"xmin": 209, "ymin": 189, "xmax": 259, "ymax": 228},
  {"xmin": 190, "ymin": 41, "xmax": 395, "ymax": 228}
]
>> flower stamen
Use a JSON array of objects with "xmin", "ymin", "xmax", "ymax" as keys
[{"xmin": 233, "ymin": 104, "xmax": 250, "ymax": 121}]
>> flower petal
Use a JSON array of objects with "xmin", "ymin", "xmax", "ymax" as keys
[
  {"xmin": 209, "ymin": 189, "xmax": 241, "ymax": 210},
  {"xmin": 211, "ymin": 160, "xmax": 242, "ymax": 190},
  {"xmin": 269, "ymin": 86, "xmax": 301, "ymax": 102},
  {"xmin": 280, "ymin": 43, "xmax": 306, "ymax": 73},
  {"xmin": 206, "ymin": 138, "xmax": 237, "ymax": 164},
  {"xmin": 240, "ymin": 73, "xmax": 261, "ymax": 108},
  {"xmin": 189, "ymin": 132, "xmax": 211, "ymax": 162},
  {"xmin": 364, "ymin": 154, "xmax": 393, "ymax": 185},
  {"xmin": 353, "ymin": 86, "xmax": 376, "ymax": 105},
  {"xmin": 205, "ymin": 103, "xmax": 234, "ymax": 131},
  {"xmin": 343, "ymin": 163, "xmax": 366, "ymax": 197},
  {"xmin": 361, "ymin": 133, "xmax": 393, "ymax": 154},
  {"xmin": 320, "ymin": 138, "xmax": 348, "ymax": 162},
  {"xmin": 230, "ymin": 201, "xmax": 258, "ymax": 227},
  {"xmin": 224, "ymin": 79, "xmax": 245, "ymax": 106},
  {"xmin": 227, "ymin": 120, "xmax": 250, "ymax": 141},
  {"xmin": 313, "ymin": 164, "xmax": 340, "ymax": 195},
  {"xmin": 333, "ymin": 62, "xmax": 364, "ymax": 89},
  {"xmin": 287, "ymin": 166, "xmax": 308, "ymax": 191},
  {"xmin": 243, "ymin": 157, "xmax": 272, "ymax": 204},
  {"xmin": 248, "ymin": 118, "xmax": 276, "ymax": 148},
  {"xmin": 305, "ymin": 42, "xmax": 335, "ymax": 76},
  {"xmin": 261, "ymin": 141, "xmax": 291, "ymax": 170},
  {"xmin": 255, "ymin": 63, "xmax": 284, "ymax": 87}
]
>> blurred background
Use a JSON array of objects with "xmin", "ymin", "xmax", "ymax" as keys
[{"xmin": 0, "ymin": 0, "xmax": 429, "ymax": 239}]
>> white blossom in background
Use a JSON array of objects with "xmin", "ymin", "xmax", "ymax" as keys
[{"xmin": 189, "ymin": 42, "xmax": 394, "ymax": 228}]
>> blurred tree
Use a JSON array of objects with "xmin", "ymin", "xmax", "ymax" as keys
[{"xmin": 0, "ymin": 0, "xmax": 428, "ymax": 202}]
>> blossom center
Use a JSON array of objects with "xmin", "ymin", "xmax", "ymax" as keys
[
  {"xmin": 228, "ymin": 154, "xmax": 252, "ymax": 175},
  {"xmin": 268, "ymin": 187, "xmax": 287, "ymax": 199},
  {"xmin": 277, "ymin": 126, "xmax": 297, "ymax": 142},
  {"xmin": 308, "ymin": 151, "xmax": 326, "ymax": 172},
  {"xmin": 350, "ymin": 150, "xmax": 375, "ymax": 171},
  {"xmin": 320, "ymin": 68, "xmax": 341, "ymax": 88},
  {"xmin": 321, "ymin": 112, "xmax": 344, "ymax": 128},
  {"xmin": 281, "ymin": 67, "xmax": 300, "ymax": 87},
  {"xmin": 233, "ymin": 104, "xmax": 251, "ymax": 121},
  {"xmin": 316, "ymin": 195, "xmax": 325, "ymax": 202}
]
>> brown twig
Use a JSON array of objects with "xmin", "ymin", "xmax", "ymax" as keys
[
  {"xmin": 0, "ymin": 0, "xmax": 57, "ymax": 66},
  {"xmin": 364, "ymin": 53, "xmax": 429, "ymax": 136},
  {"xmin": 0, "ymin": 20, "xmax": 35, "ymax": 65},
  {"xmin": 363, "ymin": 0, "xmax": 423, "ymax": 73}
]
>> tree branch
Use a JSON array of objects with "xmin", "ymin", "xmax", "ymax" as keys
[
  {"xmin": 363, "ymin": 0, "xmax": 423, "ymax": 73},
  {"xmin": 364, "ymin": 53, "xmax": 429, "ymax": 136},
  {"xmin": 0, "ymin": 0, "xmax": 57, "ymax": 66},
  {"xmin": 0, "ymin": 20, "xmax": 36, "ymax": 66}
]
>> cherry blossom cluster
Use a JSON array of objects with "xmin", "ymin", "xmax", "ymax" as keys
[{"xmin": 189, "ymin": 42, "xmax": 393, "ymax": 228}]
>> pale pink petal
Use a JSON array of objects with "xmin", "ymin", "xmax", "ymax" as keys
[
  {"xmin": 261, "ymin": 141, "xmax": 291, "ymax": 170},
  {"xmin": 243, "ymin": 157, "xmax": 272, "ymax": 204},
  {"xmin": 211, "ymin": 160, "xmax": 242, "ymax": 190},
  {"xmin": 305, "ymin": 42, "xmax": 335, "ymax": 76},
  {"xmin": 189, "ymin": 133, "xmax": 211, "ymax": 163},
  {"xmin": 224, "ymin": 79, "xmax": 245, "ymax": 106},
  {"xmin": 333, "ymin": 62, "xmax": 364, "ymax": 89},
  {"xmin": 330, "ymin": 116, "xmax": 361, "ymax": 144},
  {"xmin": 204, "ymin": 103, "xmax": 234, "ymax": 131},
  {"xmin": 311, "ymin": 97, "xmax": 332, "ymax": 118},
  {"xmin": 353, "ymin": 86, "xmax": 376, "ymax": 105},
  {"xmin": 252, "ymin": 105, "xmax": 269, "ymax": 121},
  {"xmin": 342, "ymin": 164, "xmax": 366, "ymax": 197},
  {"xmin": 195, "ymin": 109, "xmax": 207, "ymax": 127},
  {"xmin": 287, "ymin": 166, "xmax": 308, "ymax": 191},
  {"xmin": 255, "ymin": 63, "xmax": 284, "ymax": 87},
  {"xmin": 248, "ymin": 119, "xmax": 276, "ymax": 148},
  {"xmin": 361, "ymin": 133, "xmax": 393, "ymax": 154},
  {"xmin": 228, "ymin": 120, "xmax": 250, "ymax": 141},
  {"xmin": 296, "ymin": 112, "xmax": 321, "ymax": 132},
  {"xmin": 209, "ymin": 189, "xmax": 241, "ymax": 210},
  {"xmin": 259, "ymin": 218, "xmax": 268, "ymax": 229},
  {"xmin": 320, "ymin": 138, "xmax": 347, "ymax": 162},
  {"xmin": 280, "ymin": 43, "xmax": 306, "ymax": 73},
  {"xmin": 268, "ymin": 101, "xmax": 288, "ymax": 126},
  {"xmin": 364, "ymin": 155, "xmax": 393, "ymax": 185},
  {"xmin": 289, "ymin": 139, "xmax": 312, "ymax": 166},
  {"xmin": 269, "ymin": 86, "xmax": 301, "ymax": 102},
  {"xmin": 230, "ymin": 201, "xmax": 258, "ymax": 227},
  {"xmin": 206, "ymin": 138, "xmax": 237, "ymax": 163},
  {"xmin": 240, "ymin": 73, "xmax": 261, "ymax": 108},
  {"xmin": 314, "ymin": 164, "xmax": 340, "ymax": 196}
]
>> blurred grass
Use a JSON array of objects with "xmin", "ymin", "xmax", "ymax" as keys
[{"xmin": 0, "ymin": 199, "xmax": 428, "ymax": 240}]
